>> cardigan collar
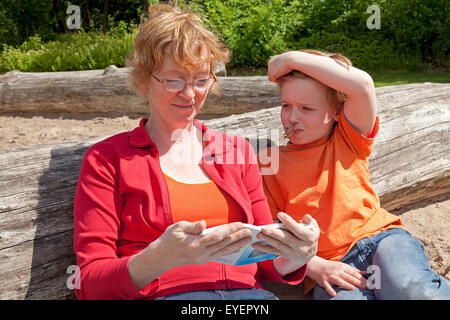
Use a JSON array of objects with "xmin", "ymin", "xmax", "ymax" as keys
[
  {"xmin": 128, "ymin": 118, "xmax": 153, "ymax": 148},
  {"xmin": 129, "ymin": 118, "xmax": 213, "ymax": 152}
]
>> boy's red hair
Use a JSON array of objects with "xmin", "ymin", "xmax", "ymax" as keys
[{"xmin": 277, "ymin": 49, "xmax": 352, "ymax": 113}]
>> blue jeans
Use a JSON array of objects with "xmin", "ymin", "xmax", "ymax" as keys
[
  {"xmin": 155, "ymin": 288, "xmax": 279, "ymax": 300},
  {"xmin": 313, "ymin": 228, "xmax": 450, "ymax": 300}
]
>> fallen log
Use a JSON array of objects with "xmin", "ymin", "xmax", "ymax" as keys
[
  {"xmin": 0, "ymin": 67, "xmax": 279, "ymax": 116},
  {"xmin": 0, "ymin": 83, "xmax": 448, "ymax": 299},
  {"xmin": 204, "ymin": 82, "xmax": 450, "ymax": 210}
]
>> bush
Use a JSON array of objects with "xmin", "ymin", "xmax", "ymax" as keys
[
  {"xmin": 1, "ymin": 0, "xmax": 447, "ymax": 72},
  {"xmin": 293, "ymin": 32, "xmax": 423, "ymax": 71},
  {"xmin": 0, "ymin": 0, "xmax": 55, "ymax": 49},
  {"xmin": 192, "ymin": 0, "xmax": 448, "ymax": 71},
  {"xmin": 0, "ymin": 27, "xmax": 135, "ymax": 73},
  {"xmin": 379, "ymin": 0, "xmax": 449, "ymax": 68},
  {"xmin": 193, "ymin": 0, "xmax": 300, "ymax": 67}
]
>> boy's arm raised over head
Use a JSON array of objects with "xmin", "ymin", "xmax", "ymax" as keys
[{"xmin": 268, "ymin": 51, "xmax": 377, "ymax": 136}]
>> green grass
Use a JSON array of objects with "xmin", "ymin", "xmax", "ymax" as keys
[
  {"xmin": 227, "ymin": 67, "xmax": 450, "ymax": 87},
  {"xmin": 370, "ymin": 70, "xmax": 450, "ymax": 87}
]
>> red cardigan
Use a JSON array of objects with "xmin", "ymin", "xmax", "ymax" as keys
[{"xmin": 73, "ymin": 118, "xmax": 306, "ymax": 300}]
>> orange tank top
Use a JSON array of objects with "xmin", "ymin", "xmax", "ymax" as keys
[{"xmin": 164, "ymin": 173, "xmax": 244, "ymax": 227}]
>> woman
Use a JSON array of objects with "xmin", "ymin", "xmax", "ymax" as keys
[{"xmin": 73, "ymin": 4, "xmax": 319, "ymax": 300}]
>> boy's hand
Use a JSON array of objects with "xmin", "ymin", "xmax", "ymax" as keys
[
  {"xmin": 267, "ymin": 51, "xmax": 300, "ymax": 82},
  {"xmin": 306, "ymin": 256, "xmax": 367, "ymax": 297}
]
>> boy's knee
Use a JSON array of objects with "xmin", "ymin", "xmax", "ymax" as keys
[
  {"xmin": 372, "ymin": 230, "xmax": 449, "ymax": 299},
  {"xmin": 391, "ymin": 277, "xmax": 446, "ymax": 300}
]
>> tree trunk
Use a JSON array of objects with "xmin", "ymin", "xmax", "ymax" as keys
[
  {"xmin": 1, "ymin": 68, "xmax": 448, "ymax": 120},
  {"xmin": 103, "ymin": 0, "xmax": 109, "ymax": 34},
  {"xmin": 0, "ymin": 67, "xmax": 278, "ymax": 115},
  {"xmin": 0, "ymin": 82, "xmax": 448, "ymax": 299},
  {"xmin": 84, "ymin": 0, "xmax": 93, "ymax": 30}
]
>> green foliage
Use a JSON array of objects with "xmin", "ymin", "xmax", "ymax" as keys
[
  {"xmin": 0, "ymin": 0, "xmax": 448, "ymax": 72},
  {"xmin": 0, "ymin": 0, "xmax": 144, "ymax": 48},
  {"xmin": 192, "ymin": 0, "xmax": 448, "ymax": 71},
  {"xmin": 0, "ymin": 0, "xmax": 55, "ymax": 48},
  {"xmin": 379, "ymin": 0, "xmax": 449, "ymax": 67},
  {"xmin": 192, "ymin": 0, "xmax": 301, "ymax": 67},
  {"xmin": 0, "ymin": 29, "xmax": 135, "ymax": 73}
]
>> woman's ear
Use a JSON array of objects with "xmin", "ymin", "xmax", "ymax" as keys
[
  {"xmin": 127, "ymin": 74, "xmax": 149, "ymax": 98},
  {"xmin": 137, "ymin": 80, "xmax": 149, "ymax": 94}
]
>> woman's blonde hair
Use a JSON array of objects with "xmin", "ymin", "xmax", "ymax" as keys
[
  {"xmin": 127, "ymin": 4, "xmax": 230, "ymax": 95},
  {"xmin": 277, "ymin": 49, "xmax": 352, "ymax": 112}
]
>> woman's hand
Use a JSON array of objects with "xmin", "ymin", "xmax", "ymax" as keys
[
  {"xmin": 157, "ymin": 220, "xmax": 252, "ymax": 267},
  {"xmin": 306, "ymin": 256, "xmax": 367, "ymax": 297},
  {"xmin": 252, "ymin": 212, "xmax": 319, "ymax": 275},
  {"xmin": 128, "ymin": 221, "xmax": 251, "ymax": 289}
]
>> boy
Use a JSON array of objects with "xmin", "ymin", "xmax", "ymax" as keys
[{"xmin": 259, "ymin": 49, "xmax": 450, "ymax": 299}]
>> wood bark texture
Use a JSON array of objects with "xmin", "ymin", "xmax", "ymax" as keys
[
  {"xmin": 0, "ymin": 67, "xmax": 277, "ymax": 115},
  {"xmin": 0, "ymin": 82, "xmax": 448, "ymax": 299}
]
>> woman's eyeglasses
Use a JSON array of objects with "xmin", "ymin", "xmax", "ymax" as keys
[{"xmin": 151, "ymin": 73, "xmax": 214, "ymax": 93}]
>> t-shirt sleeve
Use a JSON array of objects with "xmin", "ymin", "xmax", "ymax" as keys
[{"xmin": 337, "ymin": 111, "xmax": 379, "ymax": 158}]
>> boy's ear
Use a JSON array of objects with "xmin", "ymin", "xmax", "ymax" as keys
[{"xmin": 333, "ymin": 109, "xmax": 341, "ymax": 121}]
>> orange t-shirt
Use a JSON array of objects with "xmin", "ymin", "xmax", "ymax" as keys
[
  {"xmin": 164, "ymin": 173, "xmax": 244, "ymax": 227},
  {"xmin": 260, "ymin": 112, "xmax": 404, "ymax": 263}
]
